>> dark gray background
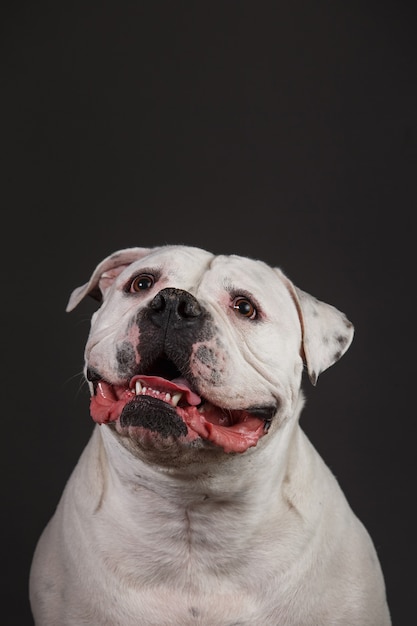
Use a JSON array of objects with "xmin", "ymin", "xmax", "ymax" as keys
[{"xmin": 2, "ymin": 2, "xmax": 415, "ymax": 624}]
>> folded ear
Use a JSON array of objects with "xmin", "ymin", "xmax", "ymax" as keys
[
  {"xmin": 66, "ymin": 247, "xmax": 152, "ymax": 312},
  {"xmin": 276, "ymin": 269, "xmax": 354, "ymax": 385}
]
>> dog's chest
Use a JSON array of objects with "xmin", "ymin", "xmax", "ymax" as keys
[
  {"xmin": 86, "ymin": 501, "xmax": 274, "ymax": 625},
  {"xmin": 99, "ymin": 487, "xmax": 261, "ymax": 579},
  {"xmin": 93, "ymin": 587, "xmax": 264, "ymax": 626}
]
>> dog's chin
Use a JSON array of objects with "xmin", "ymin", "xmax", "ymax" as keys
[
  {"xmin": 88, "ymin": 376, "xmax": 275, "ymax": 454},
  {"xmin": 113, "ymin": 396, "xmax": 203, "ymax": 457}
]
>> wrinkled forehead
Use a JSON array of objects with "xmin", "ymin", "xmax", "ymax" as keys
[
  {"xmin": 206, "ymin": 254, "xmax": 277, "ymax": 290},
  {"xmin": 122, "ymin": 245, "xmax": 215, "ymax": 286},
  {"xmin": 120, "ymin": 247, "xmax": 290, "ymax": 305},
  {"xmin": 114, "ymin": 245, "xmax": 289, "ymax": 300}
]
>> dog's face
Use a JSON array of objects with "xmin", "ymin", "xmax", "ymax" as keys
[{"xmin": 67, "ymin": 245, "xmax": 353, "ymax": 463}]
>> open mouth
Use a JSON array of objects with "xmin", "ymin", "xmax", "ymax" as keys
[{"xmin": 88, "ymin": 362, "xmax": 274, "ymax": 454}]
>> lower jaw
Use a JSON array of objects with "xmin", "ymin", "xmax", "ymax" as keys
[
  {"xmin": 107, "ymin": 421, "xmax": 223, "ymax": 469},
  {"xmin": 113, "ymin": 420, "xmax": 200, "ymax": 446},
  {"xmin": 110, "ymin": 414, "xmax": 266, "ymax": 455},
  {"xmin": 93, "ymin": 392, "xmax": 267, "ymax": 454}
]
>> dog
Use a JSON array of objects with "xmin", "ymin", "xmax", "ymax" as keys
[{"xmin": 29, "ymin": 245, "xmax": 391, "ymax": 625}]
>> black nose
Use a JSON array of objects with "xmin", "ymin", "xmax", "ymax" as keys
[{"xmin": 149, "ymin": 288, "xmax": 202, "ymax": 329}]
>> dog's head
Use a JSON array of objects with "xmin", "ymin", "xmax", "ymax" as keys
[{"xmin": 67, "ymin": 245, "xmax": 353, "ymax": 462}]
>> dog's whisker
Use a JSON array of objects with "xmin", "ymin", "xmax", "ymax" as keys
[{"xmin": 60, "ymin": 370, "xmax": 89, "ymax": 399}]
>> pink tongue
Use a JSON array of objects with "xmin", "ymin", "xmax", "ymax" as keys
[{"xmin": 130, "ymin": 375, "xmax": 201, "ymax": 406}]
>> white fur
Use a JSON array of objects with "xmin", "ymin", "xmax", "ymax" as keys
[{"xmin": 30, "ymin": 245, "xmax": 391, "ymax": 625}]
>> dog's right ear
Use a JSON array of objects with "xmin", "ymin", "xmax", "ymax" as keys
[{"xmin": 66, "ymin": 247, "xmax": 152, "ymax": 312}]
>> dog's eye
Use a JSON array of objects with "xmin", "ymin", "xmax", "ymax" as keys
[
  {"xmin": 232, "ymin": 296, "xmax": 257, "ymax": 319},
  {"xmin": 129, "ymin": 274, "xmax": 155, "ymax": 293}
]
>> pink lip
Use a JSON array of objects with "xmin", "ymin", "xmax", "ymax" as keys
[{"xmin": 90, "ymin": 375, "xmax": 268, "ymax": 454}]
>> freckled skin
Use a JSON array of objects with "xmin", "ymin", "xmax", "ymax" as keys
[
  {"xmin": 195, "ymin": 345, "xmax": 216, "ymax": 368},
  {"xmin": 194, "ymin": 345, "xmax": 222, "ymax": 385},
  {"xmin": 116, "ymin": 342, "xmax": 137, "ymax": 379},
  {"xmin": 336, "ymin": 334, "xmax": 349, "ymax": 348}
]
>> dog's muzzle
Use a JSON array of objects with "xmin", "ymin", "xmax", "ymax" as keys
[{"xmin": 87, "ymin": 288, "xmax": 276, "ymax": 454}]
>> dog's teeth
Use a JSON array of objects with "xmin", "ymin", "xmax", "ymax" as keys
[
  {"xmin": 171, "ymin": 392, "xmax": 182, "ymax": 407},
  {"xmin": 88, "ymin": 381, "xmax": 94, "ymax": 396},
  {"xmin": 134, "ymin": 384, "xmax": 181, "ymax": 405}
]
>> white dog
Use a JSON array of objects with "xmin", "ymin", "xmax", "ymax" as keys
[{"xmin": 29, "ymin": 245, "xmax": 391, "ymax": 625}]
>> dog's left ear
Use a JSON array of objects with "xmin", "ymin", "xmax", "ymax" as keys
[
  {"xmin": 66, "ymin": 247, "xmax": 153, "ymax": 312},
  {"xmin": 276, "ymin": 269, "xmax": 354, "ymax": 385}
]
